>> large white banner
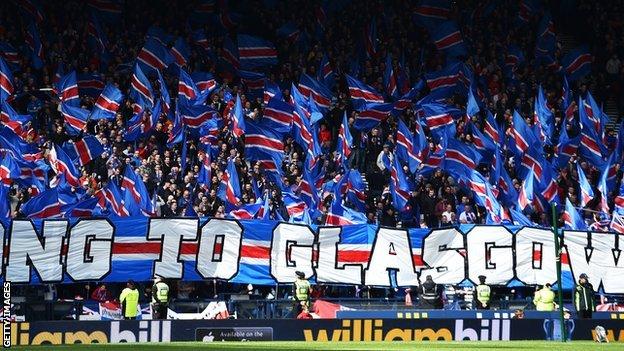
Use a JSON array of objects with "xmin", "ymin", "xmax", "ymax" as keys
[{"xmin": 2, "ymin": 218, "xmax": 623, "ymax": 292}]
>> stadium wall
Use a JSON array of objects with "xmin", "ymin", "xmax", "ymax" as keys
[{"xmin": 8, "ymin": 318, "xmax": 624, "ymax": 345}]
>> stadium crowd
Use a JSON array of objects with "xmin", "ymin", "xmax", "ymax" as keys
[{"xmin": 1, "ymin": 0, "xmax": 624, "ymax": 305}]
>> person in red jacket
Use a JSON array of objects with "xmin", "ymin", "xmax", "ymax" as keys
[{"xmin": 91, "ymin": 283, "xmax": 113, "ymax": 303}]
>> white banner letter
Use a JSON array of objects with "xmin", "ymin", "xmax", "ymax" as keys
[
  {"xmin": 6, "ymin": 220, "xmax": 67, "ymax": 283},
  {"xmin": 419, "ymin": 228, "xmax": 466, "ymax": 284},
  {"xmin": 364, "ymin": 227, "xmax": 419, "ymax": 287},
  {"xmin": 270, "ymin": 223, "xmax": 315, "ymax": 283},
  {"xmin": 147, "ymin": 218, "xmax": 198, "ymax": 279},
  {"xmin": 66, "ymin": 219, "xmax": 114, "ymax": 281},
  {"xmin": 316, "ymin": 227, "xmax": 363, "ymax": 285},
  {"xmin": 197, "ymin": 219, "xmax": 242, "ymax": 279},
  {"xmin": 467, "ymin": 226, "xmax": 514, "ymax": 285}
]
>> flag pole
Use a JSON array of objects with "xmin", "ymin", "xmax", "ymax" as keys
[{"xmin": 551, "ymin": 202, "xmax": 566, "ymax": 342}]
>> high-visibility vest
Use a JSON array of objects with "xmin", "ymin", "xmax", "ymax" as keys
[
  {"xmin": 153, "ymin": 282, "xmax": 169, "ymax": 303},
  {"xmin": 120, "ymin": 288, "xmax": 139, "ymax": 318},
  {"xmin": 534, "ymin": 288, "xmax": 555, "ymax": 311},
  {"xmin": 295, "ymin": 279, "xmax": 310, "ymax": 301},
  {"xmin": 421, "ymin": 283, "xmax": 438, "ymax": 301},
  {"xmin": 476, "ymin": 284, "xmax": 491, "ymax": 305}
]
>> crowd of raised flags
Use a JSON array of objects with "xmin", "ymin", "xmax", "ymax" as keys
[{"xmin": 0, "ymin": 0, "xmax": 622, "ymax": 234}]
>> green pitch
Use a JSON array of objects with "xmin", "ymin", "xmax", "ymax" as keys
[{"xmin": 8, "ymin": 341, "xmax": 622, "ymax": 351}]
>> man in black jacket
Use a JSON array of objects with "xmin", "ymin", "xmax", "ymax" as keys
[
  {"xmin": 419, "ymin": 275, "xmax": 440, "ymax": 309},
  {"xmin": 574, "ymin": 273, "xmax": 595, "ymax": 319}
]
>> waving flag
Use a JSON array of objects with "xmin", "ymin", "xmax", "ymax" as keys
[
  {"xmin": 354, "ymin": 102, "xmax": 393, "ymax": 131},
  {"xmin": 64, "ymin": 196, "xmax": 99, "ymax": 218},
  {"xmin": 346, "ymin": 74, "xmax": 384, "ymax": 110},
  {"xmin": 25, "ymin": 21, "xmax": 44, "ymax": 69},
  {"xmin": 291, "ymin": 105, "xmax": 321, "ymax": 167},
  {"xmin": 179, "ymin": 102, "xmax": 217, "ymax": 129},
  {"xmin": 465, "ymin": 170, "xmax": 501, "ymax": 216},
  {"xmin": 363, "ymin": 18, "xmax": 377, "ymax": 58},
  {"xmin": 616, "ymin": 182, "xmax": 624, "ymax": 215},
  {"xmin": 444, "ymin": 139, "xmax": 482, "ymax": 175},
  {"xmin": 326, "ymin": 198, "xmax": 367, "ymax": 225},
  {"xmin": 102, "ymin": 181, "xmax": 130, "ymax": 217},
  {"xmin": 491, "ymin": 147, "xmax": 517, "ymax": 206},
  {"xmin": 563, "ymin": 198, "xmax": 586, "ymax": 230},
  {"xmin": 0, "ymin": 154, "xmax": 19, "ymax": 185},
  {"xmin": 483, "ymin": 110, "xmax": 502, "ymax": 145},
  {"xmin": 57, "ymin": 71, "xmax": 80, "ymax": 106},
  {"xmin": 60, "ymin": 103, "xmax": 89, "ymax": 136},
  {"xmin": 62, "ymin": 135, "xmax": 104, "ymax": 167},
  {"xmin": 396, "ymin": 119, "xmax": 424, "ymax": 173},
  {"xmin": 576, "ymin": 162, "xmax": 594, "ymax": 207},
  {"xmin": 137, "ymin": 38, "xmax": 174, "ymax": 73},
  {"xmin": 422, "ymin": 103, "xmax": 456, "ymax": 140},
  {"xmin": 171, "ymin": 37, "xmax": 190, "ymax": 67},
  {"xmin": 121, "ymin": 166, "xmax": 152, "ymax": 214},
  {"xmin": 264, "ymin": 80, "xmax": 283, "ymax": 104},
  {"xmin": 244, "ymin": 119, "xmax": 284, "ymax": 167},
  {"xmin": 91, "ymin": 84, "xmax": 123, "ymax": 120},
  {"xmin": 424, "ymin": 62, "xmax": 470, "ymax": 97},
  {"xmin": 393, "ymin": 82, "xmax": 423, "ymax": 112},
  {"xmin": 517, "ymin": 167, "xmax": 535, "ymax": 210},
  {"xmin": 611, "ymin": 213, "xmax": 624, "ymax": 234},
  {"xmin": 130, "ymin": 64, "xmax": 154, "ymax": 108},
  {"xmin": 346, "ymin": 170, "xmax": 367, "ymax": 212},
  {"xmin": 414, "ymin": 0, "xmax": 450, "ymax": 30},
  {"xmin": 554, "ymin": 126, "xmax": 579, "ymax": 169},
  {"xmin": 218, "ymin": 158, "xmax": 241, "ymax": 205},
  {"xmin": 49, "ymin": 144, "xmax": 81, "ymax": 187},
  {"xmin": 431, "ymin": 21, "xmax": 467, "ymax": 58},
  {"xmin": 390, "ymin": 156, "xmax": 411, "ymax": 211},
  {"xmin": 299, "ymin": 166, "xmax": 319, "ymax": 210},
  {"xmin": 583, "ymin": 92, "xmax": 610, "ymax": 137},
  {"xmin": 336, "ymin": 112, "xmax": 353, "ymax": 163},
  {"xmin": 239, "ymin": 70, "xmax": 265, "ymax": 99},
  {"xmin": 229, "ymin": 203, "xmax": 262, "ymax": 219},
  {"xmin": 237, "ymin": 35, "xmax": 278, "ymax": 69},
  {"xmin": 0, "ymin": 42, "xmax": 19, "ymax": 67},
  {"xmin": 596, "ymin": 154, "xmax": 613, "ymax": 214},
  {"xmin": 77, "ymin": 73, "xmax": 105, "ymax": 97},
  {"xmin": 230, "ymin": 94, "xmax": 245, "ymax": 137},
  {"xmin": 383, "ymin": 54, "xmax": 398, "ymax": 99},
  {"xmin": 221, "ymin": 37, "xmax": 240, "ymax": 70},
  {"xmin": 197, "ymin": 151, "xmax": 212, "ymax": 187},
  {"xmin": 578, "ymin": 99, "xmax": 607, "ymax": 164},
  {"xmin": 534, "ymin": 85, "xmax": 553, "ymax": 144},
  {"xmin": 192, "ymin": 72, "xmax": 217, "ymax": 93},
  {"xmin": 535, "ymin": 13, "xmax": 555, "ymax": 57},
  {"xmin": 518, "ymin": 147, "xmax": 545, "ymax": 180},
  {"xmin": 561, "ymin": 45, "xmax": 592, "ymax": 81},
  {"xmin": 263, "ymin": 97, "xmax": 293, "ymax": 134},
  {"xmin": 21, "ymin": 188, "xmax": 61, "ymax": 218},
  {"xmin": 283, "ymin": 192, "xmax": 307, "ymax": 219},
  {"xmin": 562, "ymin": 76, "xmax": 576, "ymax": 121},
  {"xmin": 509, "ymin": 110, "xmax": 539, "ymax": 156},
  {"xmin": 504, "ymin": 44, "xmax": 524, "ymax": 78},
  {"xmin": 317, "ymin": 54, "xmax": 334, "ymax": 89},
  {"xmin": 178, "ymin": 69, "xmax": 200, "ymax": 101},
  {"xmin": 468, "ymin": 121, "xmax": 496, "ymax": 155},
  {"xmin": 298, "ymin": 73, "xmax": 332, "ymax": 111},
  {"xmin": 0, "ymin": 57, "xmax": 14, "ymax": 101},
  {"xmin": 87, "ymin": 13, "xmax": 107, "ymax": 53}
]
